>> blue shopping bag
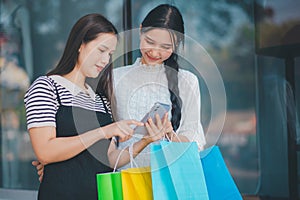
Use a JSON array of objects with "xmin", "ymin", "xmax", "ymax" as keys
[
  {"xmin": 200, "ymin": 145, "xmax": 243, "ymax": 200},
  {"xmin": 150, "ymin": 141, "xmax": 209, "ymax": 200}
]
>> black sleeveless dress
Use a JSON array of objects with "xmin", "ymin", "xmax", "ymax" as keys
[{"xmin": 38, "ymin": 89, "xmax": 113, "ymax": 200}]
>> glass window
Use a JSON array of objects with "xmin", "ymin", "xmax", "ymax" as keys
[
  {"xmin": 296, "ymin": 58, "xmax": 300, "ymax": 143},
  {"xmin": 0, "ymin": 0, "xmax": 123, "ymax": 192},
  {"xmin": 255, "ymin": 0, "xmax": 300, "ymax": 198}
]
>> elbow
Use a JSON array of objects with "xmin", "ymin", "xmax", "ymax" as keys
[
  {"xmin": 107, "ymin": 152, "xmax": 115, "ymax": 169},
  {"xmin": 107, "ymin": 151, "xmax": 125, "ymax": 169},
  {"xmin": 34, "ymin": 150, "xmax": 53, "ymax": 165},
  {"xmin": 39, "ymin": 160, "xmax": 49, "ymax": 166},
  {"xmin": 35, "ymin": 154, "xmax": 49, "ymax": 166}
]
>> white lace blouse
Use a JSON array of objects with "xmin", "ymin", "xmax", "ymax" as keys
[{"xmin": 113, "ymin": 58, "xmax": 206, "ymax": 169}]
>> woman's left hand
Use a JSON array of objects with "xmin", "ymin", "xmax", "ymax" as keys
[{"xmin": 143, "ymin": 113, "xmax": 173, "ymax": 143}]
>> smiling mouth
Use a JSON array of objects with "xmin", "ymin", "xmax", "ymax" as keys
[
  {"xmin": 96, "ymin": 65, "xmax": 103, "ymax": 71},
  {"xmin": 146, "ymin": 53, "xmax": 160, "ymax": 61}
]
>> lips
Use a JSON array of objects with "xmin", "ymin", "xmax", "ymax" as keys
[
  {"xmin": 145, "ymin": 52, "xmax": 160, "ymax": 62},
  {"xmin": 95, "ymin": 65, "xmax": 104, "ymax": 72}
]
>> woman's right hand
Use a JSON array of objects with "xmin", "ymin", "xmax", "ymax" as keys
[
  {"xmin": 101, "ymin": 120, "xmax": 144, "ymax": 142},
  {"xmin": 32, "ymin": 160, "xmax": 44, "ymax": 183}
]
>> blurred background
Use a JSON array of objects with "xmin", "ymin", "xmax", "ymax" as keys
[{"xmin": 1, "ymin": 0, "xmax": 299, "ymax": 199}]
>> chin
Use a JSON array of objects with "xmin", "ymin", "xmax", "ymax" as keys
[
  {"xmin": 146, "ymin": 58, "xmax": 162, "ymax": 65},
  {"xmin": 89, "ymin": 73, "xmax": 100, "ymax": 79},
  {"xmin": 148, "ymin": 61, "xmax": 161, "ymax": 66}
]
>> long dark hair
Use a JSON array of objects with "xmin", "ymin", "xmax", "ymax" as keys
[
  {"xmin": 141, "ymin": 4, "xmax": 184, "ymax": 131},
  {"xmin": 47, "ymin": 13, "xmax": 118, "ymax": 101}
]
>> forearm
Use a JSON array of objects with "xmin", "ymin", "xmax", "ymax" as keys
[{"xmin": 30, "ymin": 127, "xmax": 105, "ymax": 165}]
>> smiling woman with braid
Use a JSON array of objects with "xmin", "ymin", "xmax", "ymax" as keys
[{"xmin": 113, "ymin": 4, "xmax": 206, "ymax": 169}]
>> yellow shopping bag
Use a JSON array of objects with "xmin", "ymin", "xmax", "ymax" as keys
[{"xmin": 121, "ymin": 166, "xmax": 153, "ymax": 200}]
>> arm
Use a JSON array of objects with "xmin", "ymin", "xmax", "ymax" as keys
[
  {"xmin": 33, "ymin": 114, "xmax": 171, "ymax": 180},
  {"xmin": 29, "ymin": 119, "xmax": 142, "ymax": 165},
  {"xmin": 174, "ymin": 71, "xmax": 206, "ymax": 149},
  {"xmin": 29, "ymin": 126, "xmax": 104, "ymax": 165}
]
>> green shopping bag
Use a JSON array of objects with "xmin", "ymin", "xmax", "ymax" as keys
[
  {"xmin": 96, "ymin": 147, "xmax": 125, "ymax": 200},
  {"xmin": 96, "ymin": 171, "xmax": 123, "ymax": 200}
]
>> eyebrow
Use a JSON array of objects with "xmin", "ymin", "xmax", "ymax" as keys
[{"xmin": 145, "ymin": 35, "xmax": 173, "ymax": 47}]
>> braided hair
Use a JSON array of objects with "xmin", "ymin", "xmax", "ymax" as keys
[{"xmin": 141, "ymin": 4, "xmax": 184, "ymax": 131}]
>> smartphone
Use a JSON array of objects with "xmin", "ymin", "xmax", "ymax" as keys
[{"xmin": 134, "ymin": 102, "xmax": 171, "ymax": 137}]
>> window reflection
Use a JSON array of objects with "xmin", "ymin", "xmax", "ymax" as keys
[
  {"xmin": 255, "ymin": 0, "xmax": 300, "ymax": 49},
  {"xmin": 0, "ymin": 0, "xmax": 123, "ymax": 190},
  {"xmin": 1, "ymin": 0, "xmax": 32, "ymax": 189}
]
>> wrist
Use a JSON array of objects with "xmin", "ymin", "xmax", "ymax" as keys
[
  {"xmin": 98, "ymin": 127, "xmax": 108, "ymax": 140},
  {"xmin": 166, "ymin": 131, "xmax": 175, "ymax": 141},
  {"xmin": 140, "ymin": 137, "xmax": 151, "ymax": 145}
]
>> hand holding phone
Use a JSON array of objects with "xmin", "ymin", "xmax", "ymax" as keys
[{"xmin": 134, "ymin": 102, "xmax": 171, "ymax": 137}]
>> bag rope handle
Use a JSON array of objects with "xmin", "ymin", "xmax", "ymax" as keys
[
  {"xmin": 129, "ymin": 143, "xmax": 138, "ymax": 168},
  {"xmin": 113, "ymin": 147, "xmax": 126, "ymax": 172},
  {"xmin": 164, "ymin": 130, "xmax": 182, "ymax": 142}
]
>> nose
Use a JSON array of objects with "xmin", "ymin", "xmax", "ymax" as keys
[
  {"xmin": 100, "ymin": 53, "xmax": 110, "ymax": 66},
  {"xmin": 149, "ymin": 49, "xmax": 161, "ymax": 58}
]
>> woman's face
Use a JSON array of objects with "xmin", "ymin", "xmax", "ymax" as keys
[
  {"xmin": 77, "ymin": 33, "xmax": 117, "ymax": 78},
  {"xmin": 140, "ymin": 28, "xmax": 174, "ymax": 65}
]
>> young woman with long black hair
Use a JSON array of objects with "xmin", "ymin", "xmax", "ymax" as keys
[
  {"xmin": 24, "ymin": 13, "xmax": 167, "ymax": 199},
  {"xmin": 113, "ymin": 4, "xmax": 206, "ymax": 169}
]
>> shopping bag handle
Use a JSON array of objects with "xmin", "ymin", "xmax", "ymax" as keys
[
  {"xmin": 129, "ymin": 144, "xmax": 139, "ymax": 168},
  {"xmin": 113, "ymin": 147, "xmax": 127, "ymax": 172},
  {"xmin": 164, "ymin": 130, "xmax": 182, "ymax": 142},
  {"xmin": 113, "ymin": 144, "xmax": 139, "ymax": 171}
]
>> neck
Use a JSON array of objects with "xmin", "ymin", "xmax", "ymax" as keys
[{"xmin": 63, "ymin": 68, "xmax": 87, "ymax": 90}]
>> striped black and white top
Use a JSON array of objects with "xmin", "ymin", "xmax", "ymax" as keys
[{"xmin": 24, "ymin": 75, "xmax": 111, "ymax": 130}]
